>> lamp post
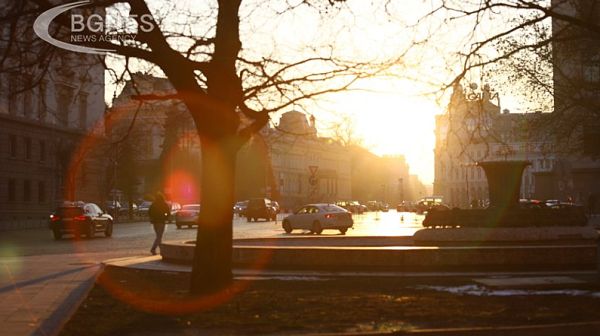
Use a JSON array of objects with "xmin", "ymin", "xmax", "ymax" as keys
[
  {"xmin": 465, "ymin": 165, "xmax": 469, "ymax": 209},
  {"xmin": 113, "ymin": 160, "xmax": 118, "ymax": 222},
  {"xmin": 399, "ymin": 177, "xmax": 404, "ymax": 204}
]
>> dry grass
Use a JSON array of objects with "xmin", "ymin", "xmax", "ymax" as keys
[{"xmin": 59, "ymin": 268, "xmax": 600, "ymax": 336}]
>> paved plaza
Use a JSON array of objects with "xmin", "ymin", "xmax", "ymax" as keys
[{"xmin": 0, "ymin": 213, "xmax": 599, "ymax": 336}]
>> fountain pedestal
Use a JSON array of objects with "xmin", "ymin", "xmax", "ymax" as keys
[{"xmin": 415, "ymin": 161, "xmax": 594, "ymax": 245}]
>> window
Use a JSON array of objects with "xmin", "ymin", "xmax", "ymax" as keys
[
  {"xmin": 23, "ymin": 90, "xmax": 33, "ymax": 118},
  {"xmin": 38, "ymin": 181, "xmax": 45, "ymax": 203},
  {"xmin": 8, "ymin": 74, "xmax": 19, "ymax": 115},
  {"xmin": 38, "ymin": 81, "xmax": 47, "ymax": 121},
  {"xmin": 79, "ymin": 93, "xmax": 88, "ymax": 129},
  {"xmin": 25, "ymin": 138, "xmax": 32, "ymax": 160},
  {"xmin": 9, "ymin": 135, "xmax": 17, "ymax": 158},
  {"xmin": 39, "ymin": 140, "xmax": 46, "ymax": 162},
  {"xmin": 56, "ymin": 84, "xmax": 74, "ymax": 127},
  {"xmin": 8, "ymin": 179, "xmax": 16, "ymax": 202},
  {"xmin": 583, "ymin": 55, "xmax": 600, "ymax": 83},
  {"xmin": 23, "ymin": 180, "xmax": 31, "ymax": 202}
]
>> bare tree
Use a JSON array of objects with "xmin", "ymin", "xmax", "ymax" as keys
[
  {"xmin": 1, "ymin": 0, "xmax": 399, "ymax": 297},
  {"xmin": 406, "ymin": 0, "xmax": 600, "ymax": 157}
]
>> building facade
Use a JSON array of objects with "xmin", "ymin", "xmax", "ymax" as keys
[
  {"xmin": 237, "ymin": 111, "xmax": 352, "ymax": 210},
  {"xmin": 434, "ymin": 84, "xmax": 556, "ymax": 208},
  {"xmin": 0, "ymin": 54, "xmax": 106, "ymax": 229},
  {"xmin": 548, "ymin": 0, "xmax": 600, "ymax": 204},
  {"xmin": 109, "ymin": 73, "xmax": 201, "ymax": 206}
]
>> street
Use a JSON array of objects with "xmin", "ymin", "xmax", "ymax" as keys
[{"xmin": 0, "ymin": 211, "xmax": 425, "ymax": 259}]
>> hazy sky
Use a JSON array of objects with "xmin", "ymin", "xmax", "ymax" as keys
[{"xmin": 106, "ymin": 0, "xmax": 531, "ymax": 185}]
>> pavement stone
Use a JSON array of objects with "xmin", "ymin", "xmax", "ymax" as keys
[{"xmin": 0, "ymin": 254, "xmax": 109, "ymax": 336}]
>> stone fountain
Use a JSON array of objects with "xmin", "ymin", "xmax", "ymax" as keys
[{"xmin": 415, "ymin": 161, "xmax": 596, "ymax": 245}]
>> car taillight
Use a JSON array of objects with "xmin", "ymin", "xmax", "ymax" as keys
[
  {"xmin": 50, "ymin": 215, "xmax": 60, "ymax": 221},
  {"xmin": 325, "ymin": 214, "xmax": 336, "ymax": 219},
  {"xmin": 74, "ymin": 215, "xmax": 87, "ymax": 221}
]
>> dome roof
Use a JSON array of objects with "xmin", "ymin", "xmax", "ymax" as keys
[{"xmin": 278, "ymin": 111, "xmax": 313, "ymax": 134}]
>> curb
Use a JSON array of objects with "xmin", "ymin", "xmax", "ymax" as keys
[
  {"xmin": 301, "ymin": 321, "xmax": 600, "ymax": 336},
  {"xmin": 49, "ymin": 263, "xmax": 104, "ymax": 336}
]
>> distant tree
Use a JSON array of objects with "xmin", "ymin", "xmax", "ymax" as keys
[{"xmin": 330, "ymin": 115, "xmax": 367, "ymax": 148}]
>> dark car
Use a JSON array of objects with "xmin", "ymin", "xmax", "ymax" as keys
[
  {"xmin": 234, "ymin": 200, "xmax": 248, "ymax": 217},
  {"xmin": 335, "ymin": 201, "xmax": 364, "ymax": 214},
  {"xmin": 137, "ymin": 201, "xmax": 152, "ymax": 218},
  {"xmin": 106, "ymin": 201, "xmax": 121, "ymax": 216},
  {"xmin": 49, "ymin": 201, "xmax": 113, "ymax": 240},
  {"xmin": 175, "ymin": 204, "xmax": 200, "ymax": 229},
  {"xmin": 167, "ymin": 201, "xmax": 181, "ymax": 223},
  {"xmin": 246, "ymin": 198, "xmax": 277, "ymax": 222},
  {"xmin": 118, "ymin": 202, "xmax": 138, "ymax": 217}
]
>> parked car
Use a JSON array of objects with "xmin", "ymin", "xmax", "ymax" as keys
[
  {"xmin": 379, "ymin": 202, "xmax": 390, "ymax": 212},
  {"xmin": 246, "ymin": 198, "xmax": 277, "ymax": 222},
  {"xmin": 234, "ymin": 200, "xmax": 248, "ymax": 217},
  {"xmin": 359, "ymin": 204, "xmax": 368, "ymax": 213},
  {"xmin": 118, "ymin": 202, "xmax": 138, "ymax": 217},
  {"xmin": 366, "ymin": 201, "xmax": 379, "ymax": 211},
  {"xmin": 175, "ymin": 204, "xmax": 201, "ymax": 229},
  {"xmin": 335, "ymin": 200, "xmax": 364, "ymax": 214},
  {"xmin": 167, "ymin": 201, "xmax": 181, "ymax": 223},
  {"xmin": 281, "ymin": 204, "xmax": 353, "ymax": 235},
  {"xmin": 520, "ymin": 199, "xmax": 546, "ymax": 209},
  {"xmin": 49, "ymin": 201, "xmax": 113, "ymax": 240},
  {"xmin": 137, "ymin": 201, "xmax": 152, "ymax": 218},
  {"xmin": 397, "ymin": 201, "xmax": 417, "ymax": 212},
  {"xmin": 106, "ymin": 201, "xmax": 121, "ymax": 216}
]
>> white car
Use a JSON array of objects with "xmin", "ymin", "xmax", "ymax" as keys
[
  {"xmin": 175, "ymin": 204, "xmax": 200, "ymax": 229},
  {"xmin": 282, "ymin": 204, "xmax": 353, "ymax": 235}
]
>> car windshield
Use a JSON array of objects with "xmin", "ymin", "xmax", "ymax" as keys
[
  {"xmin": 55, "ymin": 207, "xmax": 84, "ymax": 217},
  {"xmin": 182, "ymin": 205, "xmax": 200, "ymax": 211}
]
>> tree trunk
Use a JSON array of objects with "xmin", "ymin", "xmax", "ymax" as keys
[{"xmin": 190, "ymin": 136, "xmax": 237, "ymax": 295}]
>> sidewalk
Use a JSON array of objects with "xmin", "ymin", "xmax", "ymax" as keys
[
  {"xmin": 0, "ymin": 251, "xmax": 141, "ymax": 336},
  {"xmin": 1, "ymin": 234, "xmax": 599, "ymax": 336}
]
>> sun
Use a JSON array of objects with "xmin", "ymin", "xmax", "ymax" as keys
[{"xmin": 320, "ymin": 81, "xmax": 440, "ymax": 184}]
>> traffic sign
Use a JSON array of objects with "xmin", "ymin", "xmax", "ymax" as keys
[
  {"xmin": 309, "ymin": 165, "xmax": 318, "ymax": 176},
  {"xmin": 308, "ymin": 176, "xmax": 318, "ymax": 187}
]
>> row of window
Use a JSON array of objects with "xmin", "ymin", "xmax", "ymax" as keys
[
  {"xmin": 0, "ymin": 75, "xmax": 89, "ymax": 129},
  {"xmin": 7, "ymin": 179, "xmax": 46, "ymax": 203},
  {"xmin": 7, "ymin": 134, "xmax": 47, "ymax": 162}
]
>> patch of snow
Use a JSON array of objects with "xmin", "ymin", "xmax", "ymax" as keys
[
  {"xmin": 235, "ymin": 276, "xmax": 330, "ymax": 281},
  {"xmin": 413, "ymin": 285, "xmax": 600, "ymax": 298}
]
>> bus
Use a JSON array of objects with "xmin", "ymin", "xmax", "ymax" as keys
[{"xmin": 416, "ymin": 196, "xmax": 445, "ymax": 213}]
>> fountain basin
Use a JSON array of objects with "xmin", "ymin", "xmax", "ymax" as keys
[{"xmin": 159, "ymin": 236, "xmax": 597, "ymax": 272}]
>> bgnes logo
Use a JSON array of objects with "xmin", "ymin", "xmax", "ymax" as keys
[{"xmin": 34, "ymin": 0, "xmax": 154, "ymax": 55}]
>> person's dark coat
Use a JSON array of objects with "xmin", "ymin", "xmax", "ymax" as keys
[{"xmin": 148, "ymin": 196, "xmax": 170, "ymax": 224}]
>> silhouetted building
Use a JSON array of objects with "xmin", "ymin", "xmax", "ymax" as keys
[
  {"xmin": 109, "ymin": 73, "xmax": 201, "ymax": 205},
  {"xmin": 547, "ymin": 0, "xmax": 600, "ymax": 202},
  {"xmin": 0, "ymin": 52, "xmax": 106, "ymax": 229},
  {"xmin": 237, "ymin": 111, "xmax": 351, "ymax": 210},
  {"xmin": 434, "ymin": 84, "xmax": 556, "ymax": 208}
]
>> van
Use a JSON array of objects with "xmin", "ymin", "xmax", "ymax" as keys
[{"xmin": 246, "ymin": 198, "xmax": 277, "ymax": 222}]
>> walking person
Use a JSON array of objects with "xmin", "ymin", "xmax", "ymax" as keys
[{"xmin": 148, "ymin": 193, "xmax": 170, "ymax": 255}]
